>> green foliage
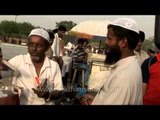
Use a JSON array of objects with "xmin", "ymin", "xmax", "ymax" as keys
[
  {"xmin": 141, "ymin": 38, "xmax": 158, "ymax": 52},
  {"xmin": 17, "ymin": 22, "xmax": 34, "ymax": 36},
  {"xmin": 0, "ymin": 20, "xmax": 34, "ymax": 39},
  {"xmin": 56, "ymin": 21, "xmax": 77, "ymax": 31},
  {"xmin": 0, "ymin": 21, "xmax": 17, "ymax": 36},
  {"xmin": 0, "ymin": 29, "xmax": 5, "ymax": 36},
  {"xmin": 10, "ymin": 33, "xmax": 19, "ymax": 38}
]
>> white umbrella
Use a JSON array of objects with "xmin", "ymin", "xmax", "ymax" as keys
[{"xmin": 69, "ymin": 20, "xmax": 111, "ymax": 41}]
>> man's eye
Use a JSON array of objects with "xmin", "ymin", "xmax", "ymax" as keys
[
  {"xmin": 28, "ymin": 43, "xmax": 44, "ymax": 48},
  {"xmin": 37, "ymin": 44, "xmax": 43, "ymax": 48}
]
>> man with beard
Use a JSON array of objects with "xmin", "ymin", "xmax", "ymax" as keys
[
  {"xmin": 80, "ymin": 18, "xmax": 142, "ymax": 105},
  {"xmin": 0, "ymin": 28, "xmax": 63, "ymax": 105}
]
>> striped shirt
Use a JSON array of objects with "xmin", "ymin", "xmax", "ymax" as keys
[{"xmin": 71, "ymin": 47, "xmax": 87, "ymax": 65}]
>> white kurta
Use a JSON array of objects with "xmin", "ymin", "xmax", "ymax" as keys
[
  {"xmin": 9, "ymin": 53, "xmax": 63, "ymax": 105},
  {"xmin": 92, "ymin": 56, "xmax": 142, "ymax": 105},
  {"xmin": 88, "ymin": 69, "xmax": 110, "ymax": 91},
  {"xmin": 51, "ymin": 33, "xmax": 63, "ymax": 57}
]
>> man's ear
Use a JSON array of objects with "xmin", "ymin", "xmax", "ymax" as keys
[{"xmin": 119, "ymin": 38, "xmax": 127, "ymax": 48}]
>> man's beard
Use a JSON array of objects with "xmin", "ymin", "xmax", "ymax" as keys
[
  {"xmin": 30, "ymin": 55, "xmax": 41, "ymax": 63},
  {"xmin": 104, "ymin": 46, "xmax": 121, "ymax": 65}
]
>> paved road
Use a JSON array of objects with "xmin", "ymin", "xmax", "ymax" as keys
[{"xmin": 0, "ymin": 43, "xmax": 27, "ymax": 60}]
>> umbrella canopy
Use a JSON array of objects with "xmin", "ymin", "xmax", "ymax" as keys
[{"xmin": 69, "ymin": 20, "xmax": 111, "ymax": 41}]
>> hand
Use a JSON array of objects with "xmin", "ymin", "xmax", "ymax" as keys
[
  {"xmin": 32, "ymin": 87, "xmax": 49, "ymax": 99},
  {"xmin": 13, "ymin": 85, "xmax": 23, "ymax": 93},
  {"xmin": 50, "ymin": 90, "xmax": 62, "ymax": 100},
  {"xmin": 0, "ymin": 60, "xmax": 10, "ymax": 71},
  {"xmin": 80, "ymin": 94, "xmax": 95, "ymax": 105}
]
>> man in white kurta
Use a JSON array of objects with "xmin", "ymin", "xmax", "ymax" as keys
[
  {"xmin": 51, "ymin": 33, "xmax": 64, "ymax": 57},
  {"xmin": 9, "ymin": 53, "xmax": 63, "ymax": 105},
  {"xmin": 92, "ymin": 56, "xmax": 142, "ymax": 105},
  {"xmin": 51, "ymin": 25, "xmax": 66, "ymax": 57},
  {"xmin": 0, "ymin": 28, "xmax": 64, "ymax": 105},
  {"xmin": 89, "ymin": 18, "xmax": 143, "ymax": 105},
  {"xmin": 50, "ymin": 26, "xmax": 67, "ymax": 86}
]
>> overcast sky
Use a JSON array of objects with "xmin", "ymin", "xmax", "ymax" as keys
[{"xmin": 0, "ymin": 15, "xmax": 155, "ymax": 39}]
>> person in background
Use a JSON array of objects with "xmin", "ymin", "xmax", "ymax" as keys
[
  {"xmin": 45, "ymin": 30, "xmax": 54, "ymax": 59},
  {"xmin": 81, "ymin": 18, "xmax": 142, "ymax": 105},
  {"xmin": 71, "ymin": 38, "xmax": 90, "ymax": 88},
  {"xmin": 142, "ymin": 48, "xmax": 160, "ymax": 104},
  {"xmin": 83, "ymin": 39, "xmax": 89, "ymax": 52},
  {"xmin": 134, "ymin": 31, "xmax": 149, "ymax": 65},
  {"xmin": 147, "ymin": 49, "xmax": 156, "ymax": 57},
  {"xmin": 51, "ymin": 25, "xmax": 67, "ymax": 70},
  {"xmin": 85, "ymin": 45, "xmax": 92, "ymax": 53},
  {"xmin": 0, "ymin": 28, "xmax": 63, "ymax": 105}
]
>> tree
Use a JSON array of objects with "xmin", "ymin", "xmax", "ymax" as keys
[
  {"xmin": 0, "ymin": 21, "xmax": 18, "ymax": 36},
  {"xmin": 0, "ymin": 20, "xmax": 35, "ymax": 39},
  {"xmin": 17, "ymin": 22, "xmax": 34, "ymax": 38},
  {"xmin": 55, "ymin": 21, "xmax": 77, "ymax": 31},
  {"xmin": 142, "ymin": 38, "xmax": 158, "ymax": 52},
  {"xmin": 0, "ymin": 30, "xmax": 5, "ymax": 36}
]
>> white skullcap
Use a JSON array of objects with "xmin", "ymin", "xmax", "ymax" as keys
[
  {"xmin": 28, "ymin": 28, "xmax": 50, "ymax": 42},
  {"xmin": 110, "ymin": 18, "xmax": 139, "ymax": 34}
]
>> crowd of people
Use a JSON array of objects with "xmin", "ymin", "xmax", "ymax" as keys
[{"xmin": 0, "ymin": 17, "xmax": 159, "ymax": 105}]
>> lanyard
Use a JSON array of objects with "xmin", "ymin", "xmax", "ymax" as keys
[
  {"xmin": 29, "ymin": 64, "xmax": 41, "ymax": 88},
  {"xmin": 35, "ymin": 76, "xmax": 40, "ymax": 87},
  {"xmin": 29, "ymin": 56, "xmax": 53, "ymax": 89}
]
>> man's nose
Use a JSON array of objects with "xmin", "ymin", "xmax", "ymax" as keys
[{"xmin": 32, "ymin": 44, "xmax": 38, "ymax": 50}]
